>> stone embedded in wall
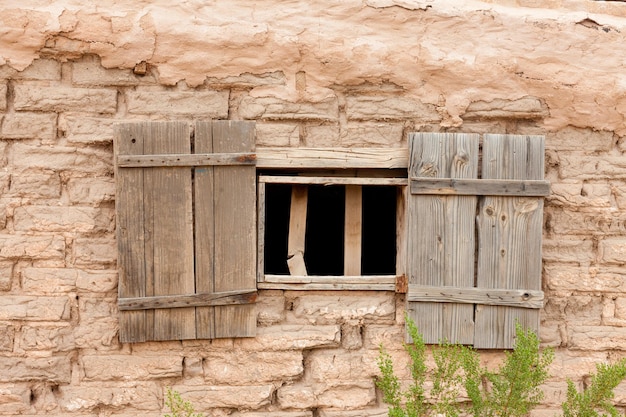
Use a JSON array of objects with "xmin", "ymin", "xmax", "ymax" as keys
[
  {"xmin": 17, "ymin": 325, "xmax": 75, "ymax": 352},
  {"xmin": 277, "ymin": 381, "xmax": 376, "ymax": 409},
  {"xmin": 13, "ymin": 206, "xmax": 115, "ymax": 233},
  {"xmin": 546, "ymin": 127, "xmax": 615, "ymax": 152},
  {"xmin": 57, "ymin": 384, "xmax": 161, "ymax": 412},
  {"xmin": 9, "ymin": 172, "xmax": 62, "ymax": 198},
  {"xmin": 542, "ymin": 239, "xmax": 595, "ymax": 264},
  {"xmin": 0, "ymin": 324, "xmax": 15, "ymax": 351},
  {"xmin": 308, "ymin": 350, "xmax": 378, "ymax": 382},
  {"xmin": 75, "ymin": 270, "xmax": 118, "ymax": 293},
  {"xmin": 0, "ymin": 295, "xmax": 70, "ymax": 321},
  {"xmin": 568, "ymin": 325, "xmax": 626, "ymax": 351},
  {"xmin": 0, "ymin": 261, "xmax": 11, "ymax": 291},
  {"xmin": 0, "ymin": 235, "xmax": 65, "ymax": 261},
  {"xmin": 10, "ymin": 144, "xmax": 112, "ymax": 174},
  {"xmin": 126, "ymin": 90, "xmax": 229, "ymax": 117},
  {"xmin": 345, "ymin": 95, "xmax": 440, "ymax": 122},
  {"xmin": 203, "ymin": 351, "xmax": 303, "ymax": 384},
  {"xmin": 463, "ymin": 96, "xmax": 548, "ymax": 120},
  {"xmin": 549, "ymin": 182, "xmax": 613, "ymax": 209},
  {"xmin": 599, "ymin": 238, "xmax": 626, "ymax": 264},
  {"xmin": 22, "ymin": 267, "xmax": 77, "ymax": 293},
  {"xmin": 544, "ymin": 265, "xmax": 626, "ymax": 292},
  {"xmin": 73, "ymin": 317, "xmax": 119, "ymax": 349},
  {"xmin": 341, "ymin": 323, "xmax": 363, "ymax": 350},
  {"xmin": 340, "ymin": 122, "xmax": 404, "ymax": 147},
  {"xmin": 547, "ymin": 209, "xmax": 626, "ymax": 236},
  {"xmin": 319, "ymin": 409, "xmax": 388, "ymax": 417},
  {"xmin": 255, "ymin": 291, "xmax": 286, "ymax": 325},
  {"xmin": 0, "ymin": 112, "xmax": 57, "ymax": 140},
  {"xmin": 362, "ymin": 324, "xmax": 404, "ymax": 350},
  {"xmin": 13, "ymin": 85, "xmax": 117, "ymax": 113},
  {"xmin": 255, "ymin": 122, "xmax": 300, "ymax": 147},
  {"xmin": 66, "ymin": 177, "xmax": 115, "ymax": 206},
  {"xmin": 205, "ymin": 71, "xmax": 287, "ymax": 88},
  {"xmin": 71, "ymin": 237, "xmax": 117, "ymax": 267},
  {"xmin": 59, "ymin": 114, "xmax": 117, "ymax": 145},
  {"xmin": 239, "ymin": 96, "xmax": 339, "ymax": 121},
  {"xmin": 81, "ymin": 355, "xmax": 183, "ymax": 381},
  {"xmin": 0, "ymin": 384, "xmax": 30, "ymax": 414},
  {"xmin": 235, "ymin": 324, "xmax": 341, "ymax": 351},
  {"xmin": 564, "ymin": 295, "xmax": 603, "ymax": 326},
  {"xmin": 0, "ymin": 356, "xmax": 71, "ymax": 383},
  {"xmin": 303, "ymin": 124, "xmax": 340, "ymax": 147},
  {"xmin": 233, "ymin": 412, "xmax": 313, "ymax": 417},
  {"xmin": 72, "ymin": 58, "xmax": 157, "ymax": 86},
  {"xmin": 0, "ymin": 83, "xmax": 6, "ymax": 111},
  {"xmin": 169, "ymin": 384, "xmax": 273, "ymax": 410},
  {"xmin": 291, "ymin": 294, "xmax": 395, "ymax": 324},
  {"xmin": 559, "ymin": 154, "xmax": 626, "ymax": 180}
]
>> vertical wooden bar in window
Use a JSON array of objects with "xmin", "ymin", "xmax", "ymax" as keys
[
  {"xmin": 287, "ymin": 185, "xmax": 308, "ymax": 276},
  {"xmin": 344, "ymin": 185, "xmax": 362, "ymax": 276},
  {"xmin": 407, "ymin": 133, "xmax": 479, "ymax": 345}
]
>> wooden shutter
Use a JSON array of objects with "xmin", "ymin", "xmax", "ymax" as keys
[
  {"xmin": 115, "ymin": 121, "xmax": 257, "ymax": 343},
  {"xmin": 406, "ymin": 133, "xmax": 548, "ymax": 348}
]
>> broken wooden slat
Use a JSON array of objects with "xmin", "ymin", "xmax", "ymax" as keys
[
  {"xmin": 256, "ymin": 147, "xmax": 407, "ymax": 169},
  {"xmin": 407, "ymin": 286, "xmax": 544, "ymax": 309},
  {"xmin": 260, "ymin": 274, "xmax": 396, "ymax": 291},
  {"xmin": 212, "ymin": 121, "xmax": 257, "ymax": 338},
  {"xmin": 475, "ymin": 134, "xmax": 545, "ymax": 349},
  {"xmin": 117, "ymin": 152, "xmax": 256, "ymax": 168},
  {"xmin": 287, "ymin": 185, "xmax": 308, "ymax": 276},
  {"xmin": 410, "ymin": 178, "xmax": 550, "ymax": 196},
  {"xmin": 344, "ymin": 185, "xmax": 362, "ymax": 276},
  {"xmin": 118, "ymin": 290, "xmax": 258, "ymax": 310},
  {"xmin": 407, "ymin": 133, "xmax": 479, "ymax": 345}
]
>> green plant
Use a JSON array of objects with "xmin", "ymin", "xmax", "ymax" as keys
[
  {"xmin": 376, "ymin": 318, "xmax": 554, "ymax": 417},
  {"xmin": 164, "ymin": 388, "xmax": 205, "ymax": 417},
  {"xmin": 465, "ymin": 323, "xmax": 554, "ymax": 417},
  {"xmin": 561, "ymin": 358, "xmax": 626, "ymax": 417}
]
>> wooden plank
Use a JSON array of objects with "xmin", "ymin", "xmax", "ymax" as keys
[
  {"xmin": 115, "ymin": 123, "xmax": 148, "ymax": 343},
  {"xmin": 256, "ymin": 147, "xmax": 407, "ymax": 169},
  {"xmin": 475, "ymin": 134, "xmax": 545, "ymax": 349},
  {"xmin": 396, "ymin": 186, "xmax": 407, "ymax": 279},
  {"xmin": 407, "ymin": 286, "xmax": 544, "ymax": 309},
  {"xmin": 118, "ymin": 290, "xmax": 257, "ymax": 310},
  {"xmin": 410, "ymin": 178, "xmax": 550, "ymax": 196},
  {"xmin": 258, "ymin": 282, "xmax": 396, "ymax": 291},
  {"xmin": 194, "ymin": 121, "xmax": 216, "ymax": 339},
  {"xmin": 117, "ymin": 152, "xmax": 256, "ymax": 168},
  {"xmin": 145, "ymin": 122, "xmax": 196, "ymax": 341},
  {"xmin": 264, "ymin": 275, "xmax": 397, "ymax": 285},
  {"xmin": 212, "ymin": 121, "xmax": 257, "ymax": 338},
  {"xmin": 260, "ymin": 275, "xmax": 396, "ymax": 290},
  {"xmin": 407, "ymin": 133, "xmax": 479, "ymax": 344},
  {"xmin": 344, "ymin": 185, "xmax": 362, "ymax": 276},
  {"xmin": 259, "ymin": 175, "xmax": 407, "ymax": 186},
  {"xmin": 287, "ymin": 185, "xmax": 308, "ymax": 276}
]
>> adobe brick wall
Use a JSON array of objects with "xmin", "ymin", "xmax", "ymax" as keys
[{"xmin": 1, "ymin": 1, "xmax": 626, "ymax": 415}]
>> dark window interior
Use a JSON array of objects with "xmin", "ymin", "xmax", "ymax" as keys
[{"xmin": 264, "ymin": 183, "xmax": 397, "ymax": 276}]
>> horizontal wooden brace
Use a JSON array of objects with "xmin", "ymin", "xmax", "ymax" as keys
[
  {"xmin": 117, "ymin": 153, "xmax": 256, "ymax": 168},
  {"xmin": 256, "ymin": 147, "xmax": 408, "ymax": 169},
  {"xmin": 118, "ymin": 289, "xmax": 257, "ymax": 311},
  {"xmin": 407, "ymin": 285, "xmax": 544, "ymax": 309},
  {"xmin": 410, "ymin": 178, "xmax": 550, "ymax": 196},
  {"xmin": 259, "ymin": 175, "xmax": 408, "ymax": 186}
]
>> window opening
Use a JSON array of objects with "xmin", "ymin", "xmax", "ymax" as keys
[{"xmin": 264, "ymin": 183, "xmax": 397, "ymax": 276}]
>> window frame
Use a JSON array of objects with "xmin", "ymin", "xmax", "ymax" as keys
[{"xmin": 255, "ymin": 147, "xmax": 409, "ymax": 292}]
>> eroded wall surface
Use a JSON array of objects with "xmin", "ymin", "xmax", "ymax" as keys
[{"xmin": 1, "ymin": 0, "xmax": 626, "ymax": 415}]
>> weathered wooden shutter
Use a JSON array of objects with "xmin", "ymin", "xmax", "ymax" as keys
[
  {"xmin": 406, "ymin": 133, "xmax": 549, "ymax": 348},
  {"xmin": 115, "ymin": 121, "xmax": 257, "ymax": 343}
]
